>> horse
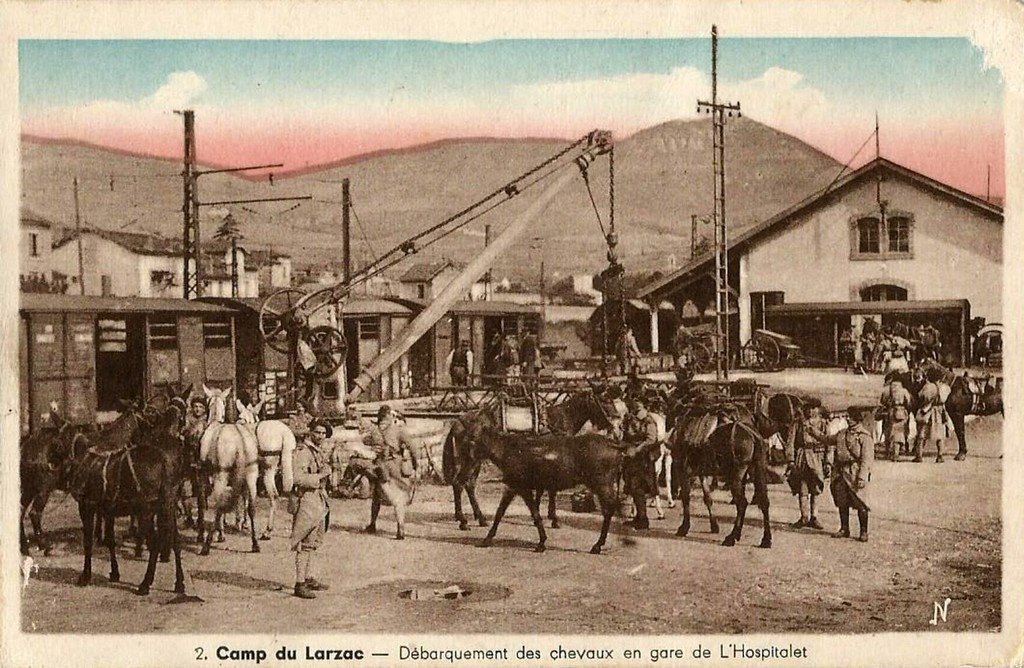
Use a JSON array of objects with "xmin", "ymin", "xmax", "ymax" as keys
[
  {"xmin": 198, "ymin": 386, "xmax": 261, "ymax": 555},
  {"xmin": 235, "ymin": 399, "xmax": 297, "ymax": 540},
  {"xmin": 671, "ymin": 400, "xmax": 773, "ymax": 548},
  {"xmin": 471, "ymin": 426, "xmax": 624, "ymax": 554},
  {"xmin": 441, "ymin": 390, "xmax": 617, "ymax": 531},
  {"xmin": 20, "ymin": 399, "xmax": 154, "ymax": 556},
  {"xmin": 69, "ymin": 397, "xmax": 190, "ymax": 595}
]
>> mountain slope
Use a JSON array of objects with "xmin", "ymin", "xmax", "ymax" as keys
[{"xmin": 20, "ymin": 118, "xmax": 842, "ymax": 285}]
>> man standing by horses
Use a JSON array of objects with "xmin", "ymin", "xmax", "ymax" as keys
[
  {"xmin": 913, "ymin": 368, "xmax": 950, "ymax": 463},
  {"xmin": 447, "ymin": 340, "xmax": 473, "ymax": 387},
  {"xmin": 824, "ymin": 405, "xmax": 874, "ymax": 542},
  {"xmin": 364, "ymin": 405, "xmax": 420, "ymax": 536},
  {"xmin": 786, "ymin": 403, "xmax": 827, "ymax": 530},
  {"xmin": 287, "ymin": 420, "xmax": 332, "ymax": 599},
  {"xmin": 181, "ymin": 397, "xmax": 209, "ymax": 528},
  {"xmin": 621, "ymin": 397, "xmax": 661, "ymax": 528},
  {"xmin": 880, "ymin": 376, "xmax": 913, "ymax": 460},
  {"xmin": 519, "ymin": 331, "xmax": 541, "ymax": 380}
]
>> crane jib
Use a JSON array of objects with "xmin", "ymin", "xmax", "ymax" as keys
[{"xmin": 346, "ymin": 134, "xmax": 612, "ymax": 402}]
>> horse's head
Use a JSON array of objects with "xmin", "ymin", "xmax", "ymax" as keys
[
  {"xmin": 203, "ymin": 384, "xmax": 231, "ymax": 424},
  {"xmin": 235, "ymin": 399, "xmax": 264, "ymax": 424}
]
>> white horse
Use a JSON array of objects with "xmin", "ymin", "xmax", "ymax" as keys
[
  {"xmin": 235, "ymin": 399, "xmax": 296, "ymax": 540},
  {"xmin": 198, "ymin": 385, "xmax": 260, "ymax": 555}
]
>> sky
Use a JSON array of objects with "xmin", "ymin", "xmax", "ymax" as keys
[{"xmin": 19, "ymin": 38, "xmax": 1005, "ymax": 197}]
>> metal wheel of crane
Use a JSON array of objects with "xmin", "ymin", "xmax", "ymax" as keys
[
  {"xmin": 259, "ymin": 288, "xmax": 308, "ymax": 353},
  {"xmin": 308, "ymin": 325, "xmax": 347, "ymax": 378}
]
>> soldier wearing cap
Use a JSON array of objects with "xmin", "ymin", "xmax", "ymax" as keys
[
  {"xmin": 364, "ymin": 405, "xmax": 420, "ymax": 535},
  {"xmin": 880, "ymin": 377, "xmax": 913, "ymax": 460},
  {"xmin": 620, "ymin": 395, "xmax": 661, "ymax": 528},
  {"xmin": 823, "ymin": 405, "xmax": 874, "ymax": 542},
  {"xmin": 181, "ymin": 396, "xmax": 209, "ymax": 527},
  {"xmin": 287, "ymin": 419, "xmax": 333, "ymax": 598}
]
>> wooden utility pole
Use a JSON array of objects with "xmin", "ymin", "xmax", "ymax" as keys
[
  {"xmin": 73, "ymin": 177, "xmax": 85, "ymax": 295},
  {"xmin": 342, "ymin": 178, "xmax": 352, "ymax": 283},
  {"xmin": 697, "ymin": 25, "xmax": 741, "ymax": 380},
  {"xmin": 484, "ymin": 224, "xmax": 492, "ymax": 300}
]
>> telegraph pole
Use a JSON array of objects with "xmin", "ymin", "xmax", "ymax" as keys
[
  {"xmin": 484, "ymin": 224, "xmax": 492, "ymax": 300},
  {"xmin": 73, "ymin": 177, "xmax": 85, "ymax": 295},
  {"xmin": 176, "ymin": 109, "xmax": 312, "ymax": 299},
  {"xmin": 697, "ymin": 25, "xmax": 740, "ymax": 380},
  {"xmin": 342, "ymin": 178, "xmax": 352, "ymax": 283}
]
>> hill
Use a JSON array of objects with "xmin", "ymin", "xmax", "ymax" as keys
[{"xmin": 20, "ymin": 118, "xmax": 842, "ymax": 286}]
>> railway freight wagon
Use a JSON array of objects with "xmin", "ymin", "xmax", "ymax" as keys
[{"xmin": 19, "ymin": 294, "xmax": 240, "ymax": 434}]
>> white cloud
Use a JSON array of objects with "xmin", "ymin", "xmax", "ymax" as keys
[
  {"xmin": 23, "ymin": 71, "xmax": 208, "ymax": 137},
  {"xmin": 143, "ymin": 71, "xmax": 208, "ymax": 110}
]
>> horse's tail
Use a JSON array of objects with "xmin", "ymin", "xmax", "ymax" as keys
[
  {"xmin": 442, "ymin": 423, "xmax": 459, "ymax": 485},
  {"xmin": 279, "ymin": 425, "xmax": 297, "ymax": 492}
]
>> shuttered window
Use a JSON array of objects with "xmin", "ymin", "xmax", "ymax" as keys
[{"xmin": 148, "ymin": 316, "xmax": 178, "ymax": 350}]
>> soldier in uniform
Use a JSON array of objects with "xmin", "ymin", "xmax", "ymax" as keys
[
  {"xmin": 287, "ymin": 420, "xmax": 333, "ymax": 599},
  {"xmin": 913, "ymin": 368, "xmax": 949, "ymax": 463},
  {"xmin": 446, "ymin": 340, "xmax": 473, "ymax": 387},
  {"xmin": 181, "ymin": 397, "xmax": 209, "ymax": 527},
  {"xmin": 880, "ymin": 377, "xmax": 913, "ymax": 460},
  {"xmin": 620, "ymin": 326, "xmax": 642, "ymax": 375},
  {"xmin": 364, "ymin": 405, "xmax": 420, "ymax": 536},
  {"xmin": 824, "ymin": 405, "xmax": 874, "ymax": 542},
  {"xmin": 519, "ymin": 331, "xmax": 541, "ymax": 380},
  {"xmin": 620, "ymin": 397, "xmax": 662, "ymax": 528},
  {"xmin": 786, "ymin": 403, "xmax": 827, "ymax": 530}
]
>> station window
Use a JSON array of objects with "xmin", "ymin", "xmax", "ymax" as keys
[
  {"xmin": 148, "ymin": 316, "xmax": 179, "ymax": 350},
  {"xmin": 887, "ymin": 217, "xmax": 911, "ymax": 253},
  {"xmin": 857, "ymin": 218, "xmax": 880, "ymax": 254},
  {"xmin": 358, "ymin": 317, "xmax": 380, "ymax": 340},
  {"xmin": 203, "ymin": 317, "xmax": 233, "ymax": 348},
  {"xmin": 860, "ymin": 284, "xmax": 908, "ymax": 302}
]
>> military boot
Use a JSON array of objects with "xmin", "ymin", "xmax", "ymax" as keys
[{"xmin": 294, "ymin": 582, "xmax": 317, "ymax": 599}]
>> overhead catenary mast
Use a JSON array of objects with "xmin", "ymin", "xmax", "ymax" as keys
[
  {"xmin": 176, "ymin": 109, "xmax": 312, "ymax": 300},
  {"xmin": 697, "ymin": 26, "xmax": 741, "ymax": 380}
]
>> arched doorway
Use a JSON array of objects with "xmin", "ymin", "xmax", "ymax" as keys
[{"xmin": 860, "ymin": 283, "xmax": 908, "ymax": 302}]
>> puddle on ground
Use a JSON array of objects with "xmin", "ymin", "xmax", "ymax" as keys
[{"xmin": 393, "ymin": 581, "xmax": 511, "ymax": 602}]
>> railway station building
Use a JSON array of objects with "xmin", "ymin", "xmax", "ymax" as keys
[{"xmin": 637, "ymin": 157, "xmax": 1003, "ymax": 367}]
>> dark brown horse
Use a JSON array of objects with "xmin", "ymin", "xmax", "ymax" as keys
[
  {"xmin": 70, "ymin": 397, "xmax": 190, "ymax": 595},
  {"xmin": 472, "ymin": 427, "xmax": 624, "ymax": 553},
  {"xmin": 442, "ymin": 391, "xmax": 617, "ymax": 530},
  {"xmin": 671, "ymin": 402, "xmax": 773, "ymax": 548},
  {"xmin": 19, "ymin": 402, "xmax": 148, "ymax": 556}
]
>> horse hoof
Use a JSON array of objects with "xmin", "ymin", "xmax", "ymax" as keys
[
  {"xmin": 135, "ymin": 586, "xmax": 150, "ymax": 596},
  {"xmin": 109, "ymin": 571, "xmax": 120, "ymax": 583},
  {"xmin": 160, "ymin": 555, "xmax": 170, "ymax": 563},
  {"xmin": 478, "ymin": 539, "xmax": 493, "ymax": 548},
  {"xmin": 722, "ymin": 536, "xmax": 736, "ymax": 547},
  {"xmin": 758, "ymin": 540, "xmax": 772, "ymax": 549},
  {"xmin": 550, "ymin": 520, "xmax": 560, "ymax": 529},
  {"xmin": 589, "ymin": 546, "xmax": 602, "ymax": 555},
  {"xmin": 251, "ymin": 544, "xmax": 261, "ymax": 553},
  {"xmin": 477, "ymin": 519, "xmax": 489, "ymax": 528},
  {"xmin": 675, "ymin": 526, "xmax": 688, "ymax": 537},
  {"xmin": 259, "ymin": 533, "xmax": 272, "ymax": 541},
  {"xmin": 175, "ymin": 584, "xmax": 186, "ymax": 595},
  {"xmin": 954, "ymin": 453, "xmax": 966, "ymax": 461},
  {"xmin": 216, "ymin": 535, "xmax": 226, "ymax": 543},
  {"xmin": 458, "ymin": 523, "xmax": 470, "ymax": 531},
  {"xmin": 199, "ymin": 545, "xmax": 210, "ymax": 556},
  {"xmin": 76, "ymin": 574, "xmax": 91, "ymax": 587},
  {"xmin": 396, "ymin": 534, "xmax": 405, "ymax": 541},
  {"xmin": 710, "ymin": 524, "xmax": 720, "ymax": 534},
  {"xmin": 534, "ymin": 544, "xmax": 546, "ymax": 553}
]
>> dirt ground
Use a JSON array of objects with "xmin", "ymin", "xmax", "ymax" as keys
[{"xmin": 19, "ymin": 370, "xmax": 1001, "ymax": 635}]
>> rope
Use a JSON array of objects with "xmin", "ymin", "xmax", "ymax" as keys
[{"xmin": 348, "ymin": 197, "xmax": 381, "ymax": 269}]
